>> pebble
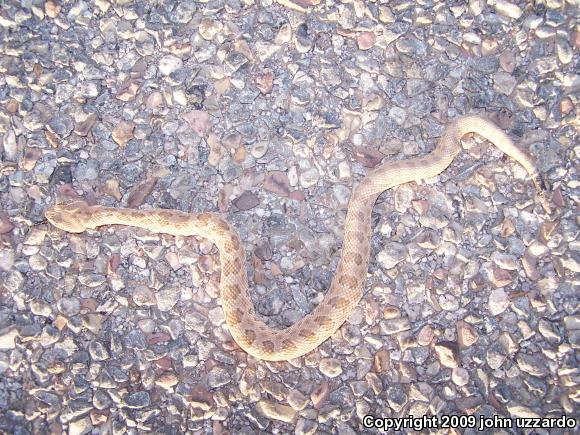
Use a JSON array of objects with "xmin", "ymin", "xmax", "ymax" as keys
[
  {"xmin": 287, "ymin": 389, "xmax": 308, "ymax": 411},
  {"xmin": 507, "ymin": 405, "xmax": 540, "ymax": 418},
  {"xmin": 377, "ymin": 243, "xmax": 407, "ymax": 269},
  {"xmin": 158, "ymin": 55, "xmax": 183, "ymax": 76},
  {"xmin": 251, "ymin": 140, "xmax": 269, "ymax": 158},
  {"xmin": 88, "ymin": 341, "xmax": 109, "ymax": 361},
  {"xmin": 299, "ymin": 167, "xmax": 320, "ymax": 188},
  {"xmin": 181, "ymin": 110, "xmax": 212, "ymax": 137},
  {"xmin": 516, "ymin": 353, "xmax": 548, "ymax": 377},
  {"xmin": 555, "ymin": 38, "xmax": 573, "ymax": 64},
  {"xmin": 486, "ymin": 344, "xmax": 507, "ymax": 370},
  {"xmin": 388, "ymin": 106, "xmax": 407, "ymax": 125},
  {"xmin": 354, "ymin": 146, "xmax": 384, "ymax": 168},
  {"xmin": 494, "ymin": 0, "xmax": 522, "ymax": 19},
  {"xmin": 295, "ymin": 418, "xmax": 318, "ymax": 435},
  {"xmin": 0, "ymin": 328, "xmax": 19, "ymax": 350},
  {"xmin": 493, "ymin": 71, "xmax": 517, "ymax": 95},
  {"xmin": 255, "ymin": 72, "xmax": 274, "ymax": 94},
  {"xmin": 3, "ymin": 130, "xmax": 17, "ymax": 159},
  {"xmin": 413, "ymin": 326, "xmax": 432, "ymax": 346},
  {"xmin": 451, "ymin": 367, "xmax": 469, "ymax": 386},
  {"xmin": 207, "ymin": 367, "xmax": 231, "ymax": 389},
  {"xmin": 386, "ymin": 387, "xmax": 408, "ymax": 412},
  {"xmin": 123, "ymin": 391, "xmax": 150, "ymax": 409},
  {"xmin": 30, "ymin": 300, "xmax": 53, "ymax": 317},
  {"xmin": 337, "ymin": 161, "xmax": 351, "ymax": 179},
  {"xmin": 373, "ymin": 349, "xmax": 391, "ymax": 372},
  {"xmin": 155, "ymin": 286, "xmax": 180, "ymax": 311},
  {"xmin": 488, "ymin": 288, "xmax": 510, "ymax": 316},
  {"xmin": 155, "ymin": 372, "xmax": 179, "ymax": 389},
  {"xmin": 319, "ymin": 358, "xmax": 343, "ymax": 378},
  {"xmin": 357, "ymin": 32, "xmax": 375, "ymax": 50},
  {"xmin": 199, "ymin": 19, "xmax": 222, "ymax": 40},
  {"xmin": 0, "ymin": 213, "xmax": 14, "ymax": 234},
  {"xmin": 124, "ymin": 330, "xmax": 147, "ymax": 350},
  {"xmin": 68, "ymin": 417, "xmax": 92, "ymax": 435},
  {"xmin": 111, "ymin": 121, "xmax": 134, "ymax": 147},
  {"xmin": 233, "ymin": 191, "xmax": 260, "ymax": 210},
  {"xmin": 255, "ymin": 400, "xmax": 296, "ymax": 423},
  {"xmin": 47, "ymin": 115, "xmax": 74, "ymax": 137},
  {"xmin": 434, "ymin": 341, "xmax": 461, "ymax": 368},
  {"xmin": 264, "ymin": 171, "xmax": 292, "ymax": 197},
  {"xmin": 132, "ymin": 286, "xmax": 156, "ymax": 307},
  {"xmin": 499, "ymin": 50, "xmax": 516, "ymax": 73},
  {"xmin": 116, "ymin": 81, "xmax": 139, "ymax": 101},
  {"xmin": 333, "ymin": 184, "xmax": 351, "ymax": 206},
  {"xmin": 380, "ymin": 318, "xmax": 411, "ymax": 335},
  {"xmin": 491, "ymin": 252, "xmax": 518, "ymax": 270},
  {"xmin": 29, "ymin": 254, "xmax": 48, "ymax": 271},
  {"xmin": 564, "ymin": 315, "xmax": 580, "ymax": 330},
  {"xmin": 93, "ymin": 390, "xmax": 112, "ymax": 410},
  {"xmin": 57, "ymin": 297, "xmax": 80, "ymax": 317},
  {"xmin": 311, "ymin": 382, "xmax": 330, "ymax": 409},
  {"xmin": 457, "ymin": 321, "xmax": 479, "ymax": 347},
  {"xmin": 44, "ymin": 0, "xmax": 61, "ymax": 17}
]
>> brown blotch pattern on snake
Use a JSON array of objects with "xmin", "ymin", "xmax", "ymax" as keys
[
  {"xmin": 316, "ymin": 315, "xmax": 333, "ymax": 329},
  {"xmin": 224, "ymin": 283, "xmax": 242, "ymax": 297},
  {"xmin": 338, "ymin": 274, "xmax": 358, "ymax": 290},
  {"xmin": 228, "ymin": 308, "xmax": 245, "ymax": 326},
  {"xmin": 243, "ymin": 329, "xmax": 256, "ymax": 345},
  {"xmin": 261, "ymin": 340, "xmax": 275, "ymax": 354}
]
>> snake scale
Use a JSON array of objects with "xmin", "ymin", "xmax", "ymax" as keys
[{"xmin": 45, "ymin": 115, "xmax": 549, "ymax": 361}]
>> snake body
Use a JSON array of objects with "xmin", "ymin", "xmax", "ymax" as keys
[{"xmin": 45, "ymin": 115, "xmax": 548, "ymax": 361}]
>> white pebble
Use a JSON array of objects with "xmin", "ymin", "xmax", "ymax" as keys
[
  {"xmin": 158, "ymin": 55, "xmax": 182, "ymax": 76},
  {"xmin": 452, "ymin": 367, "xmax": 469, "ymax": 386}
]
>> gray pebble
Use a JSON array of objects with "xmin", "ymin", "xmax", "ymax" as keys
[
  {"xmin": 124, "ymin": 330, "xmax": 147, "ymax": 350},
  {"xmin": 89, "ymin": 341, "xmax": 109, "ymax": 361},
  {"xmin": 57, "ymin": 297, "xmax": 80, "ymax": 317},
  {"xmin": 47, "ymin": 115, "xmax": 74, "ymax": 137},
  {"xmin": 123, "ymin": 391, "xmax": 150, "ymax": 409},
  {"xmin": 207, "ymin": 367, "xmax": 231, "ymax": 389}
]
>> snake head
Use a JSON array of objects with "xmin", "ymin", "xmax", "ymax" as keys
[{"xmin": 45, "ymin": 200, "xmax": 91, "ymax": 233}]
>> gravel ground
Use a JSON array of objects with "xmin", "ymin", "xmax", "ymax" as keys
[{"xmin": 0, "ymin": 0, "xmax": 578, "ymax": 434}]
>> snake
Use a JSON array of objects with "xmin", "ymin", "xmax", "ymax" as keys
[{"xmin": 45, "ymin": 115, "xmax": 550, "ymax": 361}]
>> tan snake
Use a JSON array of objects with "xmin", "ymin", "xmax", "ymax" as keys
[{"xmin": 45, "ymin": 115, "xmax": 549, "ymax": 361}]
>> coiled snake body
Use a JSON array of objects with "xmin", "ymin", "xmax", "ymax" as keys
[{"xmin": 46, "ymin": 115, "xmax": 549, "ymax": 361}]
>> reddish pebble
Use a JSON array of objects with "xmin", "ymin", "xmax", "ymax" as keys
[
  {"xmin": 0, "ymin": 212, "xmax": 14, "ymax": 234},
  {"xmin": 357, "ymin": 31, "xmax": 376, "ymax": 50}
]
